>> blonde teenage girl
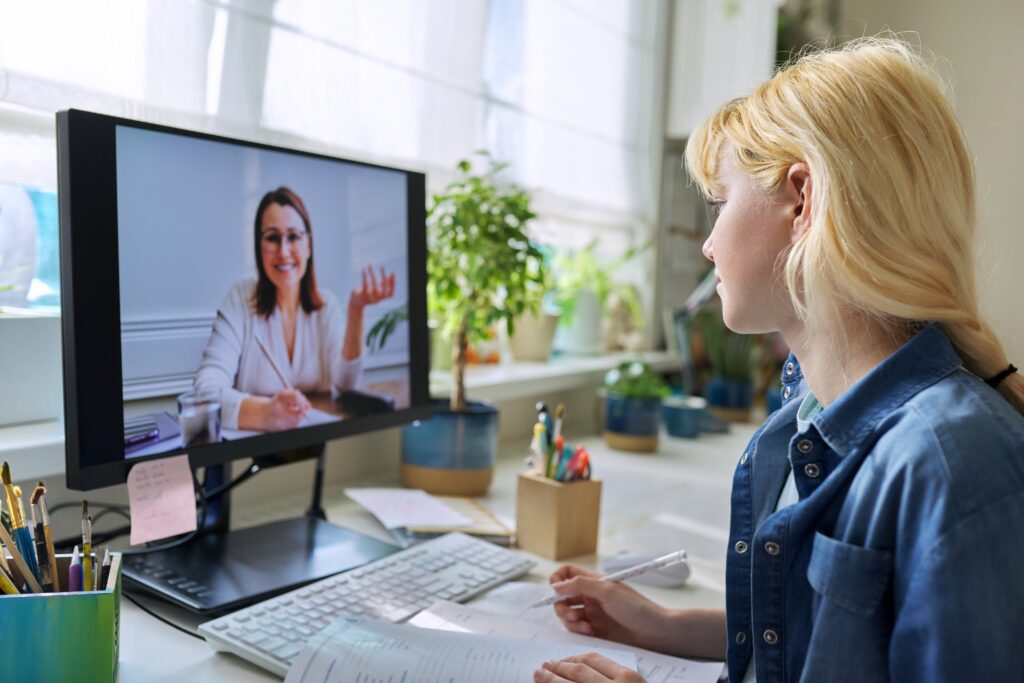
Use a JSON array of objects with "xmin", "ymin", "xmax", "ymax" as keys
[{"xmin": 534, "ymin": 37, "xmax": 1024, "ymax": 683}]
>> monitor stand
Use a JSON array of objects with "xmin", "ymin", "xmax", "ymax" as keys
[{"xmin": 121, "ymin": 446, "xmax": 399, "ymax": 614}]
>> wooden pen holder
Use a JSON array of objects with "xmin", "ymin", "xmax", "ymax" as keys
[
  {"xmin": 0, "ymin": 552, "xmax": 122, "ymax": 682},
  {"xmin": 516, "ymin": 473, "xmax": 602, "ymax": 561}
]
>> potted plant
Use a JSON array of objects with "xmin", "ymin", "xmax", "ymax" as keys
[
  {"xmin": 401, "ymin": 156, "xmax": 548, "ymax": 495},
  {"xmin": 602, "ymin": 360, "xmax": 670, "ymax": 453},
  {"xmin": 552, "ymin": 241, "xmax": 645, "ymax": 355},
  {"xmin": 698, "ymin": 310, "xmax": 761, "ymax": 422},
  {"xmin": 508, "ymin": 248, "xmax": 559, "ymax": 362}
]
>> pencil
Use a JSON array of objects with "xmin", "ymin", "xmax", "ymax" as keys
[
  {"xmin": 0, "ymin": 564, "xmax": 19, "ymax": 595},
  {"xmin": 254, "ymin": 334, "xmax": 292, "ymax": 390}
]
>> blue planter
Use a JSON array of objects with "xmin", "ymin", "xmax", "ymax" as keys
[
  {"xmin": 400, "ymin": 399, "xmax": 498, "ymax": 495},
  {"xmin": 605, "ymin": 395, "xmax": 661, "ymax": 435},
  {"xmin": 662, "ymin": 396, "xmax": 706, "ymax": 438},
  {"xmin": 706, "ymin": 377, "xmax": 753, "ymax": 410}
]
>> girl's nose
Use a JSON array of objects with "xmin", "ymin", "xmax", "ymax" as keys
[{"xmin": 702, "ymin": 234, "xmax": 714, "ymax": 262}]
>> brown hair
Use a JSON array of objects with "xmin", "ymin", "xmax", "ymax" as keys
[{"xmin": 252, "ymin": 186, "xmax": 324, "ymax": 317}]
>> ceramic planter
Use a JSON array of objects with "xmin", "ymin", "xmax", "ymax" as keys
[
  {"xmin": 706, "ymin": 376, "xmax": 753, "ymax": 422},
  {"xmin": 603, "ymin": 393, "xmax": 661, "ymax": 453},
  {"xmin": 553, "ymin": 289, "xmax": 603, "ymax": 355},
  {"xmin": 509, "ymin": 311, "xmax": 559, "ymax": 362},
  {"xmin": 400, "ymin": 399, "xmax": 498, "ymax": 495}
]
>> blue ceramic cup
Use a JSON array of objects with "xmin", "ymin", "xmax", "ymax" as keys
[{"xmin": 662, "ymin": 396, "xmax": 707, "ymax": 438}]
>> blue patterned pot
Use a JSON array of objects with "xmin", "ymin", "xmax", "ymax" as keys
[{"xmin": 400, "ymin": 399, "xmax": 498, "ymax": 495}]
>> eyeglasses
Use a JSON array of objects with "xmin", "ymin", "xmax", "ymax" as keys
[{"xmin": 260, "ymin": 229, "xmax": 308, "ymax": 250}]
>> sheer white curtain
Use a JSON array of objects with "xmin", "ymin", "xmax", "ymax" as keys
[{"xmin": 0, "ymin": 0, "xmax": 669, "ymax": 422}]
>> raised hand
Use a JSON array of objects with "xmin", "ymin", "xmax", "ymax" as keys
[{"xmin": 349, "ymin": 265, "xmax": 396, "ymax": 312}]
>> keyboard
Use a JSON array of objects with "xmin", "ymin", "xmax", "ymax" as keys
[{"xmin": 198, "ymin": 532, "xmax": 536, "ymax": 677}]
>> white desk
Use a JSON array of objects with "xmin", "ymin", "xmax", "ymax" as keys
[{"xmin": 116, "ymin": 424, "xmax": 755, "ymax": 681}]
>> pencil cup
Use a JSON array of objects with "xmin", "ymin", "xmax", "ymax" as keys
[
  {"xmin": 515, "ymin": 473, "xmax": 601, "ymax": 561},
  {"xmin": 0, "ymin": 552, "xmax": 122, "ymax": 682}
]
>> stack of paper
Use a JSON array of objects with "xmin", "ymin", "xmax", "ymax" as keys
[
  {"xmin": 344, "ymin": 488, "xmax": 515, "ymax": 547},
  {"xmin": 284, "ymin": 619, "xmax": 637, "ymax": 683}
]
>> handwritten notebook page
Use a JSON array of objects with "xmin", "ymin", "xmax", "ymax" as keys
[
  {"xmin": 127, "ymin": 454, "xmax": 197, "ymax": 545},
  {"xmin": 284, "ymin": 619, "xmax": 636, "ymax": 683},
  {"xmin": 410, "ymin": 601, "xmax": 726, "ymax": 683}
]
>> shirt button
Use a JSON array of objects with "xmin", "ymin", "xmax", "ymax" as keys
[
  {"xmin": 785, "ymin": 361, "xmax": 795, "ymax": 376},
  {"xmin": 796, "ymin": 439, "xmax": 813, "ymax": 453},
  {"xmin": 740, "ymin": 451, "xmax": 749, "ymax": 465},
  {"xmin": 783, "ymin": 385, "xmax": 792, "ymax": 400},
  {"xmin": 764, "ymin": 541, "xmax": 781, "ymax": 556},
  {"xmin": 734, "ymin": 541, "xmax": 749, "ymax": 554},
  {"xmin": 735, "ymin": 631, "xmax": 747, "ymax": 644},
  {"xmin": 804, "ymin": 463, "xmax": 821, "ymax": 478},
  {"xmin": 763, "ymin": 629, "xmax": 779, "ymax": 645}
]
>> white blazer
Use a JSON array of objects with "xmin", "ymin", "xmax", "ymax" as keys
[{"xmin": 194, "ymin": 279, "xmax": 362, "ymax": 429}]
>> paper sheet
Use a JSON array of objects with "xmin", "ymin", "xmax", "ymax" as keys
[
  {"xmin": 465, "ymin": 581, "xmax": 564, "ymax": 629},
  {"xmin": 410, "ymin": 601, "xmax": 726, "ymax": 683},
  {"xmin": 126, "ymin": 454, "xmax": 197, "ymax": 545},
  {"xmin": 221, "ymin": 407, "xmax": 340, "ymax": 440},
  {"xmin": 343, "ymin": 488, "xmax": 471, "ymax": 529},
  {"xmin": 284, "ymin": 618, "xmax": 637, "ymax": 683}
]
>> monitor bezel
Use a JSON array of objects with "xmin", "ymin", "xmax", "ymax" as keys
[{"xmin": 57, "ymin": 108, "xmax": 432, "ymax": 490}]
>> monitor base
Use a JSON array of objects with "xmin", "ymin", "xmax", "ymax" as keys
[{"xmin": 122, "ymin": 515, "xmax": 398, "ymax": 614}]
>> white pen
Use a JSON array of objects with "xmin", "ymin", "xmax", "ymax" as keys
[
  {"xmin": 253, "ymin": 334, "xmax": 292, "ymax": 390},
  {"xmin": 529, "ymin": 549, "xmax": 687, "ymax": 608}
]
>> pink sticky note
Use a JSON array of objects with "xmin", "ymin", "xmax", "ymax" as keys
[{"xmin": 127, "ymin": 454, "xmax": 197, "ymax": 545}]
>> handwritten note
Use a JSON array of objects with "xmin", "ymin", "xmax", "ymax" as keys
[{"xmin": 127, "ymin": 454, "xmax": 197, "ymax": 545}]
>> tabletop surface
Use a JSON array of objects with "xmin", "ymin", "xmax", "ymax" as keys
[{"xmin": 116, "ymin": 424, "xmax": 755, "ymax": 681}]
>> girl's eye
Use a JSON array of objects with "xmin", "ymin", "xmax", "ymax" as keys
[{"xmin": 709, "ymin": 201, "xmax": 725, "ymax": 218}]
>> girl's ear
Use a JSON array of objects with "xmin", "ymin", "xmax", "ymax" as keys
[{"xmin": 783, "ymin": 162, "xmax": 813, "ymax": 244}]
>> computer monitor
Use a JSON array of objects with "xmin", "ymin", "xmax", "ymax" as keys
[{"xmin": 56, "ymin": 109, "xmax": 431, "ymax": 612}]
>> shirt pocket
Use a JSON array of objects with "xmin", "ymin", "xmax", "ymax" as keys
[{"xmin": 807, "ymin": 531, "xmax": 893, "ymax": 617}]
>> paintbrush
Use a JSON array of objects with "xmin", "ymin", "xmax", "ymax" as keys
[
  {"xmin": 82, "ymin": 500, "xmax": 93, "ymax": 592},
  {"xmin": 0, "ymin": 510, "xmax": 42, "ymax": 593},
  {"xmin": 30, "ymin": 484, "xmax": 58, "ymax": 592},
  {"xmin": 2, "ymin": 463, "xmax": 42, "ymax": 585}
]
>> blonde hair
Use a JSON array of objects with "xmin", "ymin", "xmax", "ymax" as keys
[{"xmin": 685, "ymin": 36, "xmax": 1024, "ymax": 414}]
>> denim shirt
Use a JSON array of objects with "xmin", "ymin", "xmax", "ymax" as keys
[{"xmin": 725, "ymin": 325, "xmax": 1024, "ymax": 682}]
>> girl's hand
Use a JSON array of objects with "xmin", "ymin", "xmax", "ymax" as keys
[
  {"xmin": 534, "ymin": 653, "xmax": 646, "ymax": 682},
  {"xmin": 348, "ymin": 265, "xmax": 396, "ymax": 312},
  {"xmin": 547, "ymin": 564, "xmax": 670, "ymax": 651}
]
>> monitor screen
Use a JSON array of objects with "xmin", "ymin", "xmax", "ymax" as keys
[{"xmin": 58, "ymin": 110, "xmax": 430, "ymax": 489}]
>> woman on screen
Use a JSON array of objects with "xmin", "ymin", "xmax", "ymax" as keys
[
  {"xmin": 532, "ymin": 38, "xmax": 1024, "ymax": 683},
  {"xmin": 195, "ymin": 186, "xmax": 395, "ymax": 432}
]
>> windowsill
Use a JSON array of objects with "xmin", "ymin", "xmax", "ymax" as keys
[
  {"xmin": 429, "ymin": 350, "xmax": 679, "ymax": 401},
  {"xmin": 1, "ymin": 350, "xmax": 680, "ymax": 480}
]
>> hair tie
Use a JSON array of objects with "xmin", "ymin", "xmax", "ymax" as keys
[{"xmin": 985, "ymin": 364, "xmax": 1018, "ymax": 388}]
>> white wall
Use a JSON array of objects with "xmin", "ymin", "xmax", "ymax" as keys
[{"xmin": 839, "ymin": 0, "xmax": 1024, "ymax": 362}]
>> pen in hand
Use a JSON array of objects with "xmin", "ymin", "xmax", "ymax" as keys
[{"xmin": 529, "ymin": 549, "xmax": 688, "ymax": 608}]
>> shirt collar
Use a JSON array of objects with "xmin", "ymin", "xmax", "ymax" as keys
[{"xmin": 802, "ymin": 324, "xmax": 962, "ymax": 456}]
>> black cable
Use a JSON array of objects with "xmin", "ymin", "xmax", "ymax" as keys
[{"xmin": 123, "ymin": 591, "xmax": 204, "ymax": 641}]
